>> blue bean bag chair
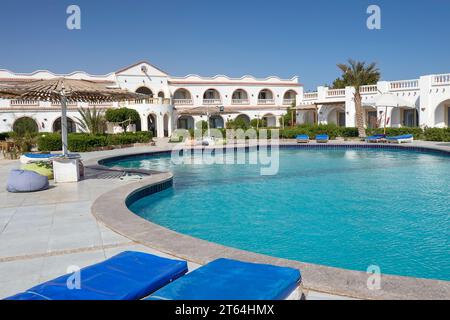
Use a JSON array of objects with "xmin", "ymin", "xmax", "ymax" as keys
[{"xmin": 7, "ymin": 169, "xmax": 49, "ymax": 193}]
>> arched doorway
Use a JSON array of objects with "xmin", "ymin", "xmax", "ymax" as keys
[
  {"xmin": 203, "ymin": 89, "xmax": 221, "ymax": 104},
  {"xmin": 135, "ymin": 87, "xmax": 153, "ymax": 104},
  {"xmin": 235, "ymin": 114, "xmax": 251, "ymax": 125},
  {"xmin": 326, "ymin": 106, "xmax": 346, "ymax": 127},
  {"xmin": 12, "ymin": 117, "xmax": 39, "ymax": 135},
  {"xmin": 53, "ymin": 117, "xmax": 77, "ymax": 133},
  {"xmin": 262, "ymin": 114, "xmax": 277, "ymax": 127},
  {"xmin": 147, "ymin": 114, "xmax": 157, "ymax": 136},
  {"xmin": 135, "ymin": 86, "xmax": 153, "ymax": 96},
  {"xmin": 231, "ymin": 89, "xmax": 249, "ymax": 104},
  {"xmin": 258, "ymin": 89, "xmax": 274, "ymax": 104},
  {"xmin": 173, "ymin": 88, "xmax": 192, "ymax": 104},
  {"xmin": 158, "ymin": 91, "xmax": 165, "ymax": 99},
  {"xmin": 434, "ymin": 99, "xmax": 450, "ymax": 127},
  {"xmin": 209, "ymin": 115, "xmax": 224, "ymax": 128},
  {"xmin": 177, "ymin": 116, "xmax": 195, "ymax": 130},
  {"xmin": 283, "ymin": 90, "xmax": 297, "ymax": 105}
]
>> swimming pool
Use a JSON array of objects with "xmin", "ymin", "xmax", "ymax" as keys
[{"xmin": 105, "ymin": 147, "xmax": 450, "ymax": 281}]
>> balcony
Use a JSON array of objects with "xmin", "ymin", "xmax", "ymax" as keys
[
  {"xmin": 360, "ymin": 85, "xmax": 378, "ymax": 94},
  {"xmin": 203, "ymin": 99, "xmax": 222, "ymax": 105},
  {"xmin": 129, "ymin": 98, "xmax": 171, "ymax": 105},
  {"xmin": 283, "ymin": 99, "xmax": 295, "ymax": 105},
  {"xmin": 173, "ymin": 99, "xmax": 193, "ymax": 105},
  {"xmin": 389, "ymin": 80, "xmax": 419, "ymax": 91},
  {"xmin": 303, "ymin": 92, "xmax": 318, "ymax": 100},
  {"xmin": 231, "ymin": 99, "xmax": 249, "ymax": 105},
  {"xmin": 432, "ymin": 74, "xmax": 450, "ymax": 86},
  {"xmin": 10, "ymin": 100, "xmax": 39, "ymax": 106},
  {"xmin": 326, "ymin": 89, "xmax": 346, "ymax": 98},
  {"xmin": 257, "ymin": 99, "xmax": 275, "ymax": 105}
]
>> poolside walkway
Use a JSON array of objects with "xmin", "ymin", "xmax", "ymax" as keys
[{"xmin": 0, "ymin": 139, "xmax": 448, "ymax": 300}]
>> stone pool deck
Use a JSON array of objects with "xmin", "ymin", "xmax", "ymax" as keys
[{"xmin": 0, "ymin": 139, "xmax": 449, "ymax": 300}]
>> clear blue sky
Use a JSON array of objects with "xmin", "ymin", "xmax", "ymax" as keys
[{"xmin": 0, "ymin": 0, "xmax": 449, "ymax": 90}]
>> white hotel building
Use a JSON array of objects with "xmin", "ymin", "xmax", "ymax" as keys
[{"xmin": 0, "ymin": 61, "xmax": 449, "ymax": 137}]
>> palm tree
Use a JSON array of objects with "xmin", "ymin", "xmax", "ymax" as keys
[
  {"xmin": 75, "ymin": 107, "xmax": 106, "ymax": 134},
  {"xmin": 337, "ymin": 60, "xmax": 380, "ymax": 138}
]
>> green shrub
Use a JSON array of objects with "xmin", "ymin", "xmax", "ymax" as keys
[
  {"xmin": 68, "ymin": 134, "xmax": 108, "ymax": 152},
  {"xmin": 13, "ymin": 117, "xmax": 39, "ymax": 136},
  {"xmin": 37, "ymin": 133, "xmax": 62, "ymax": 151},
  {"xmin": 424, "ymin": 127, "xmax": 450, "ymax": 142},
  {"xmin": 279, "ymin": 124, "xmax": 341, "ymax": 139},
  {"xmin": 339, "ymin": 127, "xmax": 359, "ymax": 137},
  {"xmin": 226, "ymin": 118, "xmax": 250, "ymax": 130},
  {"xmin": 105, "ymin": 108, "xmax": 140, "ymax": 131},
  {"xmin": 107, "ymin": 131, "xmax": 152, "ymax": 145},
  {"xmin": 37, "ymin": 132, "xmax": 153, "ymax": 152},
  {"xmin": 250, "ymin": 118, "xmax": 267, "ymax": 128}
]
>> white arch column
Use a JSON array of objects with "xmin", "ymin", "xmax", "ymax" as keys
[
  {"xmin": 141, "ymin": 113, "xmax": 148, "ymax": 133},
  {"xmin": 156, "ymin": 114, "xmax": 164, "ymax": 138}
]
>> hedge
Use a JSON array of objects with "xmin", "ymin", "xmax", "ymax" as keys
[
  {"xmin": 366, "ymin": 127, "xmax": 424, "ymax": 138},
  {"xmin": 423, "ymin": 127, "xmax": 450, "ymax": 142},
  {"xmin": 37, "ymin": 131, "xmax": 153, "ymax": 152}
]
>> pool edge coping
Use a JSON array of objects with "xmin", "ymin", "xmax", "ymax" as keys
[{"xmin": 90, "ymin": 142, "xmax": 450, "ymax": 300}]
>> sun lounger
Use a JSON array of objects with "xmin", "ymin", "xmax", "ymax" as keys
[
  {"xmin": 296, "ymin": 134, "xmax": 309, "ymax": 143},
  {"xmin": 20, "ymin": 153, "xmax": 80, "ymax": 164},
  {"xmin": 365, "ymin": 134, "xmax": 386, "ymax": 143},
  {"xmin": 147, "ymin": 258, "xmax": 302, "ymax": 300},
  {"xmin": 386, "ymin": 134, "xmax": 413, "ymax": 144},
  {"xmin": 315, "ymin": 134, "xmax": 329, "ymax": 143},
  {"xmin": 5, "ymin": 251, "xmax": 188, "ymax": 300}
]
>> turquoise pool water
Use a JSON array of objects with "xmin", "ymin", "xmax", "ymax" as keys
[{"xmin": 106, "ymin": 148, "xmax": 450, "ymax": 281}]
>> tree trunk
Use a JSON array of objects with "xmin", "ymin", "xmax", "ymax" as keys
[{"xmin": 354, "ymin": 90, "xmax": 366, "ymax": 138}]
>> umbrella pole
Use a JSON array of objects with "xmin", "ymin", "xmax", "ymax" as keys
[
  {"xmin": 384, "ymin": 106, "xmax": 388, "ymax": 135},
  {"xmin": 60, "ymin": 96, "xmax": 69, "ymax": 156}
]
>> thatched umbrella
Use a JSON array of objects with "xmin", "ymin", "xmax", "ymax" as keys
[{"xmin": 0, "ymin": 78, "xmax": 145, "ymax": 156}]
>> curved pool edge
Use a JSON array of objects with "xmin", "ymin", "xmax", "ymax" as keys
[{"xmin": 90, "ymin": 142, "xmax": 450, "ymax": 300}]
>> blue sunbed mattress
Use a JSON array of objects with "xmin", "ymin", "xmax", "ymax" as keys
[
  {"xmin": 148, "ymin": 258, "xmax": 301, "ymax": 300},
  {"xmin": 386, "ymin": 134, "xmax": 413, "ymax": 140},
  {"xmin": 5, "ymin": 251, "xmax": 188, "ymax": 300},
  {"xmin": 315, "ymin": 134, "xmax": 329, "ymax": 140}
]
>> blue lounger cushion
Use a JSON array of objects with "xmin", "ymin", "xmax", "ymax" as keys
[
  {"xmin": 296, "ymin": 134, "xmax": 309, "ymax": 140},
  {"xmin": 386, "ymin": 134, "xmax": 413, "ymax": 140},
  {"xmin": 315, "ymin": 134, "xmax": 329, "ymax": 141},
  {"xmin": 366, "ymin": 134, "xmax": 385, "ymax": 139},
  {"xmin": 148, "ymin": 258, "xmax": 301, "ymax": 300},
  {"xmin": 5, "ymin": 251, "xmax": 188, "ymax": 300}
]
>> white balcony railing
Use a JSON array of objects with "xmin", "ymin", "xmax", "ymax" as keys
[
  {"xmin": 258, "ymin": 99, "xmax": 275, "ymax": 105},
  {"xmin": 231, "ymin": 99, "xmax": 249, "ymax": 105},
  {"xmin": 51, "ymin": 101, "xmax": 78, "ymax": 107},
  {"xmin": 283, "ymin": 99, "xmax": 295, "ymax": 105},
  {"xmin": 173, "ymin": 99, "xmax": 193, "ymax": 105},
  {"xmin": 326, "ymin": 89, "xmax": 346, "ymax": 98},
  {"xmin": 10, "ymin": 100, "xmax": 39, "ymax": 106},
  {"xmin": 432, "ymin": 74, "xmax": 450, "ymax": 86},
  {"xmin": 129, "ymin": 98, "xmax": 170, "ymax": 105},
  {"xmin": 203, "ymin": 99, "xmax": 222, "ymax": 105},
  {"xmin": 89, "ymin": 101, "xmax": 113, "ymax": 106},
  {"xmin": 389, "ymin": 80, "xmax": 419, "ymax": 91},
  {"xmin": 303, "ymin": 92, "xmax": 318, "ymax": 100},
  {"xmin": 360, "ymin": 85, "xmax": 378, "ymax": 94}
]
